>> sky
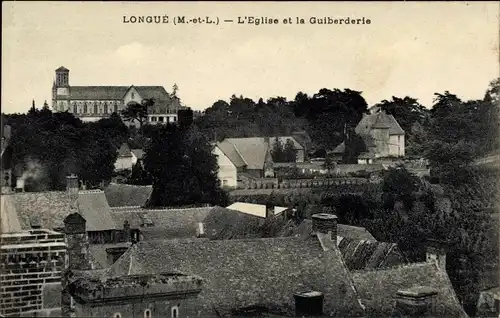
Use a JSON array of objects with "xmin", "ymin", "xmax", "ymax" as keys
[{"xmin": 2, "ymin": 1, "xmax": 499, "ymax": 114}]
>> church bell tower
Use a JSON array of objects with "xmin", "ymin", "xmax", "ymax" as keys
[{"xmin": 53, "ymin": 66, "xmax": 70, "ymax": 112}]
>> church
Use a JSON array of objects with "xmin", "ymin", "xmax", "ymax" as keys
[{"xmin": 51, "ymin": 66, "xmax": 185, "ymax": 124}]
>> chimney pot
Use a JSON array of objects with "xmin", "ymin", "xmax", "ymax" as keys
[
  {"xmin": 312, "ymin": 213, "xmax": 338, "ymax": 243},
  {"xmin": 66, "ymin": 174, "xmax": 79, "ymax": 198}
]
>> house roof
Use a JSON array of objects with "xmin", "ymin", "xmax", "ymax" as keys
[
  {"xmin": 202, "ymin": 206, "xmax": 269, "ymax": 240},
  {"xmin": 12, "ymin": 191, "xmax": 79, "ymax": 231},
  {"xmin": 131, "ymin": 149, "xmax": 144, "ymax": 160},
  {"xmin": 106, "ymin": 235, "xmax": 366, "ymax": 317},
  {"xmin": 355, "ymin": 112, "xmax": 405, "ymax": 136},
  {"xmin": 76, "ymin": 191, "xmax": 117, "ymax": 231},
  {"xmin": 223, "ymin": 138, "xmax": 272, "ymax": 170},
  {"xmin": 226, "ymin": 202, "xmax": 288, "ymax": 218},
  {"xmin": 352, "ymin": 262, "xmax": 468, "ymax": 317},
  {"xmin": 216, "ymin": 140, "xmax": 247, "ymax": 168},
  {"xmin": 89, "ymin": 242, "xmax": 132, "ymax": 269},
  {"xmin": 0, "ymin": 195, "xmax": 22, "ymax": 234},
  {"xmin": 104, "ymin": 183, "xmax": 153, "ymax": 207},
  {"xmin": 110, "ymin": 206, "xmax": 216, "ymax": 239},
  {"xmin": 117, "ymin": 143, "xmax": 132, "ymax": 157},
  {"xmin": 10, "ymin": 190, "xmax": 117, "ymax": 232},
  {"xmin": 68, "ymin": 86, "xmax": 169, "ymax": 101}
]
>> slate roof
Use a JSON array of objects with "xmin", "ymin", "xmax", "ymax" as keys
[
  {"xmin": 89, "ymin": 242, "xmax": 132, "ymax": 269},
  {"xmin": 223, "ymin": 138, "xmax": 272, "ymax": 170},
  {"xmin": 110, "ymin": 206, "xmax": 216, "ymax": 239},
  {"xmin": 131, "ymin": 149, "xmax": 144, "ymax": 160},
  {"xmin": 11, "ymin": 190, "xmax": 117, "ymax": 232},
  {"xmin": 68, "ymin": 86, "xmax": 169, "ymax": 101},
  {"xmin": 55, "ymin": 66, "xmax": 69, "ymax": 72},
  {"xmin": 76, "ymin": 191, "xmax": 117, "ymax": 231},
  {"xmin": 216, "ymin": 140, "xmax": 247, "ymax": 168},
  {"xmin": 277, "ymin": 219, "xmax": 377, "ymax": 242},
  {"xmin": 104, "ymin": 183, "xmax": 153, "ymax": 207},
  {"xmin": 355, "ymin": 112, "xmax": 405, "ymax": 136},
  {"xmin": 226, "ymin": 202, "xmax": 288, "ymax": 218},
  {"xmin": 0, "ymin": 194, "xmax": 22, "ymax": 234},
  {"xmin": 352, "ymin": 262, "xmax": 468, "ymax": 317},
  {"xmin": 202, "ymin": 206, "xmax": 268, "ymax": 240},
  {"xmin": 107, "ymin": 235, "xmax": 366, "ymax": 317},
  {"xmin": 117, "ymin": 143, "xmax": 132, "ymax": 157}
]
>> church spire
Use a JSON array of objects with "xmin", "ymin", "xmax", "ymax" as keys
[{"xmin": 32, "ymin": 99, "xmax": 36, "ymax": 111}]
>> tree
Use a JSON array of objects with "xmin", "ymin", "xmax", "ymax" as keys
[
  {"xmin": 128, "ymin": 162, "xmax": 151, "ymax": 185},
  {"xmin": 271, "ymin": 138, "xmax": 285, "ymax": 162},
  {"xmin": 283, "ymin": 139, "xmax": 298, "ymax": 162},
  {"xmin": 343, "ymin": 131, "xmax": 367, "ymax": 164},
  {"xmin": 144, "ymin": 124, "xmax": 228, "ymax": 207},
  {"xmin": 121, "ymin": 99, "xmax": 152, "ymax": 128}
]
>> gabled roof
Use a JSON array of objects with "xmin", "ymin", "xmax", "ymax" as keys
[
  {"xmin": 11, "ymin": 190, "xmax": 117, "ymax": 232},
  {"xmin": 352, "ymin": 262, "xmax": 468, "ymax": 317},
  {"xmin": 104, "ymin": 183, "xmax": 152, "ymax": 207},
  {"xmin": 77, "ymin": 191, "xmax": 117, "ymax": 231},
  {"xmin": 117, "ymin": 143, "xmax": 132, "ymax": 157},
  {"xmin": 107, "ymin": 236, "xmax": 366, "ymax": 317},
  {"xmin": 130, "ymin": 149, "xmax": 144, "ymax": 160},
  {"xmin": 223, "ymin": 138, "xmax": 272, "ymax": 170},
  {"xmin": 216, "ymin": 140, "xmax": 247, "ymax": 168},
  {"xmin": 68, "ymin": 86, "xmax": 169, "ymax": 101},
  {"xmin": 355, "ymin": 112, "xmax": 405, "ymax": 136},
  {"xmin": 226, "ymin": 202, "xmax": 288, "ymax": 218}
]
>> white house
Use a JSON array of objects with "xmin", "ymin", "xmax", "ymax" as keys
[
  {"xmin": 114, "ymin": 143, "xmax": 133, "ymax": 171},
  {"xmin": 213, "ymin": 144, "xmax": 238, "ymax": 189}
]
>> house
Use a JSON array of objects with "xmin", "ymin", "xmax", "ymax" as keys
[
  {"xmin": 217, "ymin": 137, "xmax": 275, "ymax": 179},
  {"xmin": 213, "ymin": 143, "xmax": 238, "ymax": 189},
  {"xmin": 130, "ymin": 148, "xmax": 144, "ymax": 166},
  {"xmin": 332, "ymin": 111, "xmax": 405, "ymax": 163},
  {"xmin": 114, "ymin": 143, "xmax": 133, "ymax": 171},
  {"xmin": 65, "ymin": 213, "xmax": 467, "ymax": 317}
]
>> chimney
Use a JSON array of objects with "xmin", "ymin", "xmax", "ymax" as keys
[
  {"xmin": 15, "ymin": 177, "xmax": 25, "ymax": 192},
  {"xmin": 294, "ymin": 291, "xmax": 324, "ymax": 317},
  {"xmin": 196, "ymin": 222, "xmax": 206, "ymax": 238},
  {"xmin": 312, "ymin": 212, "xmax": 338, "ymax": 244},
  {"xmin": 393, "ymin": 286, "xmax": 438, "ymax": 317},
  {"xmin": 62, "ymin": 212, "xmax": 92, "ymax": 318},
  {"xmin": 123, "ymin": 220, "xmax": 131, "ymax": 243},
  {"xmin": 265, "ymin": 202, "xmax": 274, "ymax": 218},
  {"xmin": 426, "ymin": 239, "xmax": 448, "ymax": 272},
  {"xmin": 66, "ymin": 174, "xmax": 79, "ymax": 198}
]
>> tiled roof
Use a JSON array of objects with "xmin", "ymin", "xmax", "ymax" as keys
[
  {"xmin": 216, "ymin": 140, "xmax": 247, "ymax": 168},
  {"xmin": 68, "ymin": 86, "xmax": 169, "ymax": 101},
  {"xmin": 352, "ymin": 262, "xmax": 468, "ymax": 317},
  {"xmin": 104, "ymin": 183, "xmax": 153, "ymax": 207},
  {"xmin": 223, "ymin": 138, "xmax": 272, "ymax": 170},
  {"xmin": 0, "ymin": 195, "xmax": 22, "ymax": 234},
  {"xmin": 110, "ymin": 206, "xmax": 215, "ymax": 239},
  {"xmin": 130, "ymin": 149, "xmax": 144, "ymax": 160},
  {"xmin": 355, "ymin": 112, "xmax": 405, "ymax": 136},
  {"xmin": 226, "ymin": 202, "xmax": 288, "ymax": 218},
  {"xmin": 117, "ymin": 143, "xmax": 132, "ymax": 157},
  {"xmin": 107, "ymin": 236, "xmax": 366, "ymax": 317},
  {"xmin": 13, "ymin": 191, "xmax": 79, "ymax": 231},
  {"xmin": 277, "ymin": 219, "xmax": 377, "ymax": 242},
  {"xmin": 77, "ymin": 191, "xmax": 117, "ymax": 231},
  {"xmin": 11, "ymin": 190, "xmax": 117, "ymax": 232},
  {"xmin": 89, "ymin": 242, "xmax": 132, "ymax": 269},
  {"xmin": 202, "ymin": 206, "xmax": 267, "ymax": 240}
]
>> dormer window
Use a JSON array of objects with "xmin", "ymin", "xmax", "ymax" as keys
[
  {"xmin": 144, "ymin": 309, "xmax": 151, "ymax": 318},
  {"xmin": 171, "ymin": 305, "xmax": 179, "ymax": 318}
]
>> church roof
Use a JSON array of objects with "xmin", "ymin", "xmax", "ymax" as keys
[
  {"xmin": 68, "ymin": 86, "xmax": 169, "ymax": 101},
  {"xmin": 106, "ymin": 235, "xmax": 366, "ymax": 317},
  {"xmin": 55, "ymin": 66, "xmax": 69, "ymax": 72}
]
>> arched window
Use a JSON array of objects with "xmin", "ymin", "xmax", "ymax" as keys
[
  {"xmin": 83, "ymin": 103, "xmax": 87, "ymax": 113},
  {"xmin": 171, "ymin": 305, "xmax": 179, "ymax": 318},
  {"xmin": 59, "ymin": 102, "xmax": 64, "ymax": 112},
  {"xmin": 104, "ymin": 103, "xmax": 108, "ymax": 114},
  {"xmin": 114, "ymin": 103, "xmax": 118, "ymax": 113},
  {"xmin": 144, "ymin": 309, "xmax": 151, "ymax": 318},
  {"xmin": 113, "ymin": 313, "xmax": 121, "ymax": 318},
  {"xmin": 94, "ymin": 103, "xmax": 98, "ymax": 114},
  {"xmin": 72, "ymin": 103, "xmax": 77, "ymax": 114}
]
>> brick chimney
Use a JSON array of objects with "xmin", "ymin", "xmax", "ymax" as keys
[
  {"xmin": 393, "ymin": 286, "xmax": 438, "ymax": 317},
  {"xmin": 62, "ymin": 212, "xmax": 92, "ymax": 318},
  {"xmin": 426, "ymin": 239, "xmax": 448, "ymax": 272},
  {"xmin": 66, "ymin": 174, "xmax": 79, "ymax": 199},
  {"xmin": 265, "ymin": 202, "xmax": 274, "ymax": 218},
  {"xmin": 312, "ymin": 213, "xmax": 338, "ymax": 244}
]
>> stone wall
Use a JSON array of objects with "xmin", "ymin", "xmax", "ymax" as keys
[{"xmin": 0, "ymin": 230, "xmax": 66, "ymax": 317}]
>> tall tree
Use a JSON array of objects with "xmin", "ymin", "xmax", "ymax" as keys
[{"xmin": 121, "ymin": 99, "xmax": 152, "ymax": 128}]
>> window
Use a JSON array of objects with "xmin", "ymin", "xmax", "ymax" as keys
[
  {"xmin": 131, "ymin": 92, "xmax": 135, "ymax": 99},
  {"xmin": 173, "ymin": 117, "xmax": 177, "ymax": 122},
  {"xmin": 114, "ymin": 104, "xmax": 118, "ymax": 113},
  {"xmin": 222, "ymin": 180, "xmax": 228, "ymax": 186},
  {"xmin": 159, "ymin": 117, "xmax": 164, "ymax": 122},
  {"xmin": 171, "ymin": 306, "xmax": 179, "ymax": 318},
  {"xmin": 144, "ymin": 309, "xmax": 151, "ymax": 318},
  {"xmin": 152, "ymin": 116, "xmax": 157, "ymax": 122},
  {"xmin": 113, "ymin": 313, "xmax": 121, "ymax": 318}
]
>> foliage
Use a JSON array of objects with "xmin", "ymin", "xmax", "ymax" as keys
[
  {"xmin": 121, "ymin": 98, "xmax": 154, "ymax": 128},
  {"xmin": 270, "ymin": 138, "xmax": 297, "ymax": 163},
  {"xmin": 127, "ymin": 162, "xmax": 151, "ymax": 185},
  {"xmin": 143, "ymin": 124, "xmax": 228, "ymax": 207}
]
